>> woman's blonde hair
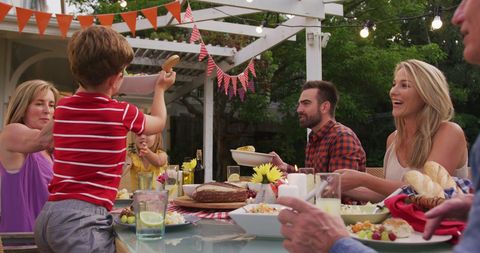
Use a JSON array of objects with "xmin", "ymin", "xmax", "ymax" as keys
[
  {"xmin": 4, "ymin": 80, "xmax": 60, "ymax": 126},
  {"xmin": 394, "ymin": 59, "xmax": 454, "ymax": 168}
]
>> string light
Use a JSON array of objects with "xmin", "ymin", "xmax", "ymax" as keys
[
  {"xmin": 359, "ymin": 20, "xmax": 375, "ymax": 38},
  {"xmin": 256, "ymin": 20, "xmax": 266, "ymax": 34},
  {"xmin": 286, "ymin": 14, "xmax": 295, "ymax": 19},
  {"xmin": 246, "ymin": 0, "xmax": 253, "ymax": 2},
  {"xmin": 120, "ymin": 0, "xmax": 127, "ymax": 8},
  {"xmin": 431, "ymin": 6, "xmax": 443, "ymax": 30}
]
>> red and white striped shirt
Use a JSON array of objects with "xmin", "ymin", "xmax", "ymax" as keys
[{"xmin": 48, "ymin": 92, "xmax": 145, "ymax": 210}]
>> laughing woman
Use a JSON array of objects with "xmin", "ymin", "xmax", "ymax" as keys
[
  {"xmin": 337, "ymin": 59, "xmax": 468, "ymax": 202},
  {"xmin": 0, "ymin": 80, "xmax": 59, "ymax": 232}
]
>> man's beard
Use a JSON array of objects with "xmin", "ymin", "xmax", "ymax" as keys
[{"xmin": 299, "ymin": 113, "xmax": 322, "ymax": 129}]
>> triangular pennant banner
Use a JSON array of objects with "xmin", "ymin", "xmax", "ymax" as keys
[
  {"xmin": 183, "ymin": 3, "xmax": 193, "ymax": 23},
  {"xmin": 55, "ymin": 14, "xmax": 73, "ymax": 38},
  {"xmin": 238, "ymin": 87, "xmax": 246, "ymax": 102},
  {"xmin": 238, "ymin": 73, "xmax": 247, "ymax": 91},
  {"xmin": 141, "ymin": 7, "xmax": 158, "ymax": 30},
  {"xmin": 248, "ymin": 60, "xmax": 257, "ymax": 77},
  {"xmin": 34, "ymin": 11, "xmax": 52, "ymax": 36},
  {"xmin": 216, "ymin": 67, "xmax": 224, "ymax": 87},
  {"xmin": 247, "ymin": 80, "xmax": 255, "ymax": 93},
  {"xmin": 207, "ymin": 56, "xmax": 215, "ymax": 76},
  {"xmin": 0, "ymin": 2, "xmax": 13, "ymax": 22},
  {"xmin": 244, "ymin": 69, "xmax": 249, "ymax": 86},
  {"xmin": 228, "ymin": 85, "xmax": 234, "ymax": 99},
  {"xmin": 120, "ymin": 11, "xmax": 137, "ymax": 36},
  {"xmin": 199, "ymin": 43, "xmax": 208, "ymax": 62},
  {"xmin": 223, "ymin": 75, "xmax": 231, "ymax": 95},
  {"xmin": 164, "ymin": 1, "xmax": 181, "ymax": 23},
  {"xmin": 97, "ymin": 14, "xmax": 114, "ymax": 27},
  {"xmin": 231, "ymin": 76, "xmax": 238, "ymax": 96},
  {"xmin": 190, "ymin": 24, "xmax": 200, "ymax": 43},
  {"xmin": 16, "ymin": 7, "xmax": 34, "ymax": 32},
  {"xmin": 77, "ymin": 15, "xmax": 94, "ymax": 29}
]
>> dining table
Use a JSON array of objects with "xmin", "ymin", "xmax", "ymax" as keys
[{"xmin": 114, "ymin": 203, "xmax": 454, "ymax": 253}]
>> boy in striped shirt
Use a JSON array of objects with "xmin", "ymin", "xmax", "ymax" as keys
[{"xmin": 34, "ymin": 26, "xmax": 176, "ymax": 252}]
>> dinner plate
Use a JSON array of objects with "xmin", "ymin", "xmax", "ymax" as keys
[
  {"xmin": 350, "ymin": 231, "xmax": 452, "ymax": 246},
  {"xmin": 120, "ymin": 74, "xmax": 158, "ymax": 95},
  {"xmin": 113, "ymin": 214, "xmax": 200, "ymax": 230},
  {"xmin": 173, "ymin": 196, "xmax": 246, "ymax": 210}
]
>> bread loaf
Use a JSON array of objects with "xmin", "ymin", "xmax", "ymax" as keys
[
  {"xmin": 407, "ymin": 195, "xmax": 445, "ymax": 210},
  {"xmin": 423, "ymin": 161, "xmax": 457, "ymax": 189},
  {"xmin": 403, "ymin": 170, "xmax": 445, "ymax": 198},
  {"xmin": 192, "ymin": 182, "xmax": 247, "ymax": 203}
]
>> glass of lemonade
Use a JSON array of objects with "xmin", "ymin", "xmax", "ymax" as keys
[
  {"xmin": 134, "ymin": 190, "xmax": 168, "ymax": 240},
  {"xmin": 137, "ymin": 171, "xmax": 153, "ymax": 190},
  {"xmin": 315, "ymin": 173, "xmax": 341, "ymax": 216},
  {"xmin": 227, "ymin": 165, "xmax": 241, "ymax": 182},
  {"xmin": 299, "ymin": 168, "xmax": 315, "ymax": 204}
]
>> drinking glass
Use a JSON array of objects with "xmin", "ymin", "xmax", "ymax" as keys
[
  {"xmin": 299, "ymin": 168, "xmax": 315, "ymax": 203},
  {"xmin": 315, "ymin": 173, "xmax": 341, "ymax": 216},
  {"xmin": 226, "ymin": 165, "xmax": 241, "ymax": 182},
  {"xmin": 137, "ymin": 171, "xmax": 153, "ymax": 190},
  {"xmin": 134, "ymin": 190, "xmax": 168, "ymax": 240},
  {"xmin": 165, "ymin": 165, "xmax": 179, "ymax": 199}
]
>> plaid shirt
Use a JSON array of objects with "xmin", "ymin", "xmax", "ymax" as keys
[{"xmin": 305, "ymin": 120, "xmax": 366, "ymax": 173}]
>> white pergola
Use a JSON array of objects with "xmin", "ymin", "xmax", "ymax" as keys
[{"xmin": 0, "ymin": 0, "xmax": 343, "ymax": 182}]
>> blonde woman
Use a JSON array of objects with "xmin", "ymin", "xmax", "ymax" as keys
[
  {"xmin": 124, "ymin": 132, "xmax": 168, "ymax": 191},
  {"xmin": 338, "ymin": 59, "xmax": 468, "ymax": 202},
  {"xmin": 0, "ymin": 80, "xmax": 59, "ymax": 232}
]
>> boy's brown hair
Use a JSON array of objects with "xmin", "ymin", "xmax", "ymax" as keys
[{"xmin": 67, "ymin": 26, "xmax": 134, "ymax": 88}]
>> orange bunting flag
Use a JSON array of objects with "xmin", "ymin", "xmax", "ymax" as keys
[
  {"xmin": 231, "ymin": 75, "xmax": 238, "ymax": 96},
  {"xmin": 77, "ymin": 15, "xmax": 94, "ymax": 29},
  {"xmin": 248, "ymin": 60, "xmax": 256, "ymax": 77},
  {"xmin": 199, "ymin": 43, "xmax": 208, "ymax": 62},
  {"xmin": 216, "ymin": 67, "xmax": 224, "ymax": 87},
  {"xmin": 120, "ymin": 11, "xmax": 137, "ymax": 36},
  {"xmin": 16, "ymin": 7, "xmax": 34, "ymax": 32},
  {"xmin": 223, "ymin": 74, "xmax": 231, "ymax": 94},
  {"xmin": 141, "ymin": 7, "xmax": 158, "ymax": 30},
  {"xmin": 164, "ymin": 0, "xmax": 181, "ymax": 23},
  {"xmin": 207, "ymin": 56, "xmax": 216, "ymax": 76},
  {"xmin": 56, "ymin": 14, "xmax": 73, "ymax": 38},
  {"xmin": 34, "ymin": 11, "xmax": 52, "ymax": 36},
  {"xmin": 0, "ymin": 2, "xmax": 13, "ymax": 22},
  {"xmin": 97, "ymin": 14, "xmax": 114, "ymax": 27}
]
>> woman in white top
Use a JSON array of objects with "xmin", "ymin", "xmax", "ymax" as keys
[{"xmin": 337, "ymin": 59, "xmax": 468, "ymax": 202}]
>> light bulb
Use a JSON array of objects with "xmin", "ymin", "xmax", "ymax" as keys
[
  {"xmin": 256, "ymin": 25, "xmax": 263, "ymax": 34},
  {"xmin": 431, "ymin": 15, "xmax": 443, "ymax": 30},
  {"xmin": 246, "ymin": 0, "xmax": 253, "ymax": 2},
  {"xmin": 120, "ymin": 0, "xmax": 127, "ymax": 8},
  {"xmin": 360, "ymin": 27, "xmax": 369, "ymax": 38}
]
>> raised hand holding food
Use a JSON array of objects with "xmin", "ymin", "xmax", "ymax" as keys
[{"xmin": 161, "ymin": 55, "xmax": 180, "ymax": 76}]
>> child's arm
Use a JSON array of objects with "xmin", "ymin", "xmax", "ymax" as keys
[{"xmin": 143, "ymin": 70, "xmax": 176, "ymax": 135}]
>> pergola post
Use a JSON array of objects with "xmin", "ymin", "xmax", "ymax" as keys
[
  {"xmin": 305, "ymin": 18, "xmax": 322, "ymax": 81},
  {"xmin": 203, "ymin": 76, "xmax": 214, "ymax": 182}
]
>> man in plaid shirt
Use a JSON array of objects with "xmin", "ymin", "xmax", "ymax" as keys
[{"xmin": 272, "ymin": 80, "xmax": 366, "ymax": 173}]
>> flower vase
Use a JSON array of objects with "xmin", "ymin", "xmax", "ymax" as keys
[{"xmin": 254, "ymin": 183, "xmax": 276, "ymax": 204}]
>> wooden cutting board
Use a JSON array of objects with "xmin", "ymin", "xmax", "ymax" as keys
[{"xmin": 173, "ymin": 196, "xmax": 246, "ymax": 210}]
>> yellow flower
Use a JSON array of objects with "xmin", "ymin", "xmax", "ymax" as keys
[
  {"xmin": 182, "ymin": 159, "xmax": 197, "ymax": 171},
  {"xmin": 251, "ymin": 163, "xmax": 282, "ymax": 184}
]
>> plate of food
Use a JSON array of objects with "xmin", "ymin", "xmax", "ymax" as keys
[
  {"xmin": 229, "ymin": 203, "xmax": 286, "ymax": 238},
  {"xmin": 230, "ymin": 146, "xmax": 273, "ymax": 167},
  {"xmin": 115, "ymin": 188, "xmax": 133, "ymax": 206},
  {"xmin": 347, "ymin": 218, "xmax": 452, "ymax": 245},
  {"xmin": 341, "ymin": 203, "xmax": 390, "ymax": 225},
  {"xmin": 114, "ymin": 208, "xmax": 200, "ymax": 230},
  {"xmin": 174, "ymin": 182, "xmax": 248, "ymax": 209}
]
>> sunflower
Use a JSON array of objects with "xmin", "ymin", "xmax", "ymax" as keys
[{"xmin": 251, "ymin": 163, "xmax": 282, "ymax": 184}]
